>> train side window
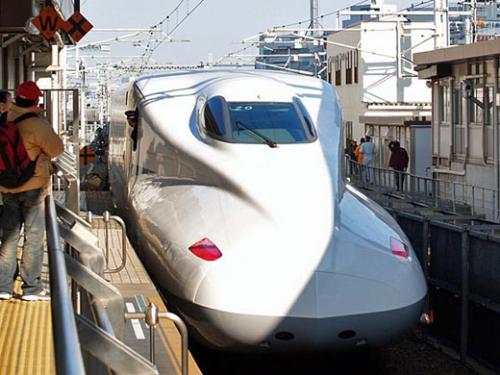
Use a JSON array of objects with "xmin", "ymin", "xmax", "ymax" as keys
[{"xmin": 204, "ymin": 96, "xmax": 227, "ymax": 138}]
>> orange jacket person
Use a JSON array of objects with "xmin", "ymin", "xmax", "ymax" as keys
[{"xmin": 355, "ymin": 137, "xmax": 365, "ymax": 164}]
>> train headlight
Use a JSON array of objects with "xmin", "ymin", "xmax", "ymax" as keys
[
  {"xmin": 189, "ymin": 238, "xmax": 223, "ymax": 261},
  {"xmin": 390, "ymin": 237, "xmax": 409, "ymax": 258}
]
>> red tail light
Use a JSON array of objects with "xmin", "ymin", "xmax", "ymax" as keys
[
  {"xmin": 189, "ymin": 238, "xmax": 222, "ymax": 261},
  {"xmin": 391, "ymin": 237, "xmax": 409, "ymax": 258}
]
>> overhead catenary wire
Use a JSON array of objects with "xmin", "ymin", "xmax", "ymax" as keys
[
  {"xmin": 272, "ymin": 0, "xmax": 369, "ymax": 30},
  {"xmin": 136, "ymin": 0, "xmax": 191, "ymax": 68},
  {"xmin": 139, "ymin": 0, "xmax": 207, "ymax": 71}
]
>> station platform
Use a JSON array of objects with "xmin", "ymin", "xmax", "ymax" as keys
[{"xmin": 0, "ymin": 191, "xmax": 202, "ymax": 375}]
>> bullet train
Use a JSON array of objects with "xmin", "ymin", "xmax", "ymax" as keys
[{"xmin": 108, "ymin": 69, "xmax": 427, "ymax": 352}]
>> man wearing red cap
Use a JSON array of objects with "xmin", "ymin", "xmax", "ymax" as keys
[{"xmin": 0, "ymin": 81, "xmax": 63, "ymax": 301}]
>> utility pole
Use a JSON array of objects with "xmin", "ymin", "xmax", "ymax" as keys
[
  {"xmin": 471, "ymin": 0, "xmax": 478, "ymax": 43},
  {"xmin": 434, "ymin": 0, "xmax": 450, "ymax": 48},
  {"xmin": 309, "ymin": 0, "xmax": 319, "ymax": 31}
]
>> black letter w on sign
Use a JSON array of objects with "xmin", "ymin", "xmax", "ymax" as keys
[{"xmin": 39, "ymin": 15, "xmax": 60, "ymax": 31}]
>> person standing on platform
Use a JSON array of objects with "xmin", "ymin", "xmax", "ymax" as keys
[
  {"xmin": 344, "ymin": 139, "xmax": 357, "ymax": 175},
  {"xmin": 360, "ymin": 135, "xmax": 376, "ymax": 182},
  {"xmin": 0, "ymin": 90, "xmax": 12, "ymax": 230},
  {"xmin": 0, "ymin": 81, "xmax": 64, "ymax": 301},
  {"xmin": 355, "ymin": 137, "xmax": 365, "ymax": 165},
  {"xmin": 389, "ymin": 140, "xmax": 409, "ymax": 191}
]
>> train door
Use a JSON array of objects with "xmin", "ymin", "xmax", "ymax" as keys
[{"xmin": 410, "ymin": 123, "xmax": 432, "ymax": 194}]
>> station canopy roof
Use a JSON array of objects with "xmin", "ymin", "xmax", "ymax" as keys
[{"xmin": 414, "ymin": 38, "xmax": 500, "ymax": 79}]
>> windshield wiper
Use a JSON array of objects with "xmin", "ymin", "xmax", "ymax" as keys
[{"xmin": 235, "ymin": 120, "xmax": 277, "ymax": 148}]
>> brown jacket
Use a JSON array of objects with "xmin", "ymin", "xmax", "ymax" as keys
[{"xmin": 0, "ymin": 104, "xmax": 64, "ymax": 194}]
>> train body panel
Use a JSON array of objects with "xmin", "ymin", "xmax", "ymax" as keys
[{"xmin": 109, "ymin": 69, "xmax": 427, "ymax": 351}]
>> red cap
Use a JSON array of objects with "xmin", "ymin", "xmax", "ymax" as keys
[{"xmin": 16, "ymin": 81, "xmax": 43, "ymax": 100}]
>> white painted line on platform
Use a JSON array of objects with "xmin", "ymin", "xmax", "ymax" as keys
[{"xmin": 126, "ymin": 302, "xmax": 145, "ymax": 340}]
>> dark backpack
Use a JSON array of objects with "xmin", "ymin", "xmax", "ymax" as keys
[{"xmin": 0, "ymin": 113, "xmax": 40, "ymax": 188}]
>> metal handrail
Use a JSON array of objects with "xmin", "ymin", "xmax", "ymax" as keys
[
  {"xmin": 125, "ymin": 302, "xmax": 189, "ymax": 375},
  {"xmin": 86, "ymin": 211, "xmax": 128, "ymax": 274},
  {"xmin": 45, "ymin": 195, "xmax": 86, "ymax": 375},
  {"xmin": 56, "ymin": 202, "xmax": 92, "ymax": 229},
  {"xmin": 346, "ymin": 158, "xmax": 499, "ymax": 221}
]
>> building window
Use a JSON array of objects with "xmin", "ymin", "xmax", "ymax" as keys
[
  {"xmin": 345, "ymin": 120, "xmax": 353, "ymax": 140},
  {"xmin": 439, "ymin": 83, "xmax": 451, "ymax": 123},
  {"xmin": 345, "ymin": 51, "xmax": 353, "ymax": 85},
  {"xmin": 452, "ymin": 87, "xmax": 465, "ymax": 156},
  {"xmin": 335, "ymin": 55, "xmax": 341, "ymax": 86},
  {"xmin": 465, "ymin": 62, "xmax": 486, "ymax": 125},
  {"xmin": 354, "ymin": 49, "xmax": 359, "ymax": 84},
  {"xmin": 327, "ymin": 57, "xmax": 333, "ymax": 84}
]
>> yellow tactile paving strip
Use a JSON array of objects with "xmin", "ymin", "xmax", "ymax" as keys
[{"xmin": 0, "ymin": 300, "xmax": 54, "ymax": 375}]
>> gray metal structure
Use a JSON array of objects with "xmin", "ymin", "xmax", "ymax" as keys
[
  {"xmin": 346, "ymin": 160, "xmax": 499, "ymax": 221},
  {"xmin": 45, "ymin": 196, "xmax": 86, "ymax": 375},
  {"xmin": 348, "ymin": 160, "xmax": 500, "ymax": 372},
  {"xmin": 46, "ymin": 168, "xmax": 190, "ymax": 373}
]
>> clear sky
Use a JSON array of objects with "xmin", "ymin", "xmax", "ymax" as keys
[{"xmin": 80, "ymin": 0, "xmax": 416, "ymax": 66}]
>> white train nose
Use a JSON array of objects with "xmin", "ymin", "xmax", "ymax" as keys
[{"xmin": 190, "ymin": 270, "xmax": 425, "ymax": 351}]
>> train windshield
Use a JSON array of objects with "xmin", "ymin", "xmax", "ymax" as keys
[
  {"xmin": 228, "ymin": 102, "xmax": 315, "ymax": 144},
  {"xmin": 203, "ymin": 97, "xmax": 316, "ymax": 145}
]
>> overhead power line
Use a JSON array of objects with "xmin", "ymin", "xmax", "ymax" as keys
[
  {"xmin": 272, "ymin": 0, "xmax": 369, "ymax": 29},
  {"xmin": 139, "ymin": 0, "xmax": 207, "ymax": 70}
]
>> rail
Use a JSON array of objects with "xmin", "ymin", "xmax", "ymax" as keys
[
  {"xmin": 346, "ymin": 159, "xmax": 499, "ymax": 222},
  {"xmin": 45, "ymin": 195, "xmax": 86, "ymax": 375}
]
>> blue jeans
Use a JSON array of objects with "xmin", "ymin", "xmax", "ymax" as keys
[{"xmin": 0, "ymin": 189, "xmax": 46, "ymax": 294}]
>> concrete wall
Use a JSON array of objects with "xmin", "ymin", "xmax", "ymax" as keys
[{"xmin": 327, "ymin": 28, "xmax": 364, "ymax": 141}]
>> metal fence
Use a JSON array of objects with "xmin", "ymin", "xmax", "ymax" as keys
[
  {"xmin": 47, "ymin": 194, "xmax": 159, "ymax": 374},
  {"xmin": 346, "ymin": 159, "xmax": 499, "ymax": 222},
  {"xmin": 390, "ymin": 210, "xmax": 500, "ymax": 372},
  {"xmin": 45, "ymin": 195, "xmax": 86, "ymax": 375},
  {"xmin": 46, "ymin": 188, "xmax": 190, "ymax": 374}
]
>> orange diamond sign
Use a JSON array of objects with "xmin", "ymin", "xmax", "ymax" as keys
[
  {"xmin": 32, "ymin": 5, "xmax": 64, "ymax": 40},
  {"xmin": 61, "ymin": 11, "xmax": 93, "ymax": 43}
]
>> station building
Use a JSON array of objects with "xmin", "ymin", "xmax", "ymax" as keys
[
  {"xmin": 326, "ymin": 13, "xmax": 434, "ymax": 177},
  {"xmin": 0, "ymin": 0, "xmax": 74, "ymax": 133},
  {"xmin": 414, "ymin": 38, "xmax": 500, "ymax": 220},
  {"xmin": 255, "ymin": 31, "xmax": 327, "ymax": 78}
]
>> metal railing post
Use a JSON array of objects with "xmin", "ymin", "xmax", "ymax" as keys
[
  {"xmin": 103, "ymin": 211, "xmax": 110, "ymax": 268},
  {"xmin": 125, "ymin": 303, "xmax": 189, "ymax": 375},
  {"xmin": 460, "ymin": 230, "xmax": 470, "ymax": 363},
  {"xmin": 471, "ymin": 186, "xmax": 475, "ymax": 216},
  {"xmin": 452, "ymin": 181, "xmax": 457, "ymax": 213},
  {"xmin": 145, "ymin": 302, "xmax": 159, "ymax": 364},
  {"xmin": 86, "ymin": 211, "xmax": 128, "ymax": 274},
  {"xmin": 45, "ymin": 195, "xmax": 86, "ymax": 375}
]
